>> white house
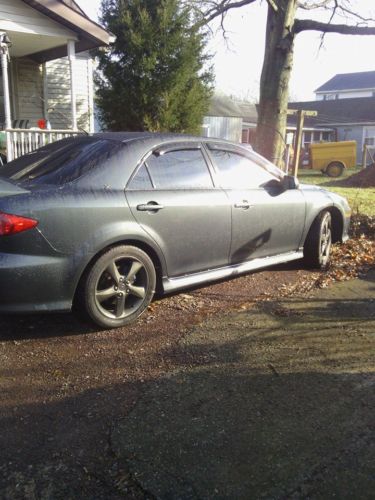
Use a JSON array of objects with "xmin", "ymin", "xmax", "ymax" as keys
[
  {"xmin": 315, "ymin": 71, "xmax": 375, "ymax": 101},
  {"xmin": 0, "ymin": 0, "xmax": 113, "ymax": 160}
]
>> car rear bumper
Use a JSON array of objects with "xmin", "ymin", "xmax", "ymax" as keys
[{"xmin": 0, "ymin": 252, "xmax": 73, "ymax": 313}]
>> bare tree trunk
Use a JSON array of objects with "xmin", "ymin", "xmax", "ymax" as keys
[{"xmin": 255, "ymin": 0, "xmax": 297, "ymax": 166}]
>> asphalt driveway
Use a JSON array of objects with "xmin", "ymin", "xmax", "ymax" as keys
[{"xmin": 112, "ymin": 271, "xmax": 375, "ymax": 499}]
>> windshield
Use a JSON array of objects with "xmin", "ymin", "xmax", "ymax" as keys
[{"xmin": 1, "ymin": 138, "xmax": 125, "ymax": 186}]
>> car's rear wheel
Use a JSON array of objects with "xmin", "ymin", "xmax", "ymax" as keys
[
  {"xmin": 303, "ymin": 211, "xmax": 332, "ymax": 270},
  {"xmin": 326, "ymin": 161, "xmax": 344, "ymax": 177},
  {"xmin": 81, "ymin": 245, "xmax": 156, "ymax": 328}
]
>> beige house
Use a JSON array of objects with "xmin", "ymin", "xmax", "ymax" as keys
[{"xmin": 0, "ymin": 0, "xmax": 113, "ymax": 160}]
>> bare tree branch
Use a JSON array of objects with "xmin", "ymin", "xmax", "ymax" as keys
[
  {"xmin": 267, "ymin": 0, "xmax": 279, "ymax": 12},
  {"xmin": 295, "ymin": 19, "xmax": 375, "ymax": 34},
  {"xmin": 188, "ymin": 0, "xmax": 258, "ymax": 28},
  {"xmin": 338, "ymin": 5, "xmax": 375, "ymax": 24},
  {"xmin": 317, "ymin": 0, "xmax": 338, "ymax": 50},
  {"xmin": 298, "ymin": 0, "xmax": 375, "ymax": 24},
  {"xmin": 298, "ymin": 1, "xmax": 331, "ymax": 10}
]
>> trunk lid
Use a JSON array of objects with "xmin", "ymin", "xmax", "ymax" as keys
[{"xmin": 0, "ymin": 177, "xmax": 29, "ymax": 198}]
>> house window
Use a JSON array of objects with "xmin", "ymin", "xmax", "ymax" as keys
[
  {"xmin": 303, "ymin": 131, "xmax": 312, "ymax": 148},
  {"xmin": 313, "ymin": 131, "xmax": 321, "ymax": 142},
  {"xmin": 364, "ymin": 137, "xmax": 375, "ymax": 146}
]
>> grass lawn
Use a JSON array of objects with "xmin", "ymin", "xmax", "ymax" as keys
[{"xmin": 297, "ymin": 167, "xmax": 375, "ymax": 216}]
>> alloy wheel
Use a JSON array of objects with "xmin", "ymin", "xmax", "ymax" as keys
[{"xmin": 94, "ymin": 256, "xmax": 149, "ymax": 319}]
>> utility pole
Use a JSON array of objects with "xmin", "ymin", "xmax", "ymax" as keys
[{"xmin": 287, "ymin": 109, "xmax": 318, "ymax": 177}]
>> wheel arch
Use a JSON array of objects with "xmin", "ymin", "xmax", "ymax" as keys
[
  {"xmin": 326, "ymin": 206, "xmax": 344, "ymax": 243},
  {"xmin": 304, "ymin": 205, "xmax": 344, "ymax": 245},
  {"xmin": 73, "ymin": 238, "xmax": 166, "ymax": 305}
]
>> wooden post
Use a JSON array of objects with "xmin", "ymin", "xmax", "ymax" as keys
[
  {"xmin": 287, "ymin": 109, "xmax": 318, "ymax": 178},
  {"xmin": 292, "ymin": 110, "xmax": 304, "ymax": 178},
  {"xmin": 362, "ymin": 143, "xmax": 367, "ymax": 169}
]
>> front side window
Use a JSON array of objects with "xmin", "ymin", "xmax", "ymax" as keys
[
  {"xmin": 131, "ymin": 148, "xmax": 213, "ymax": 190},
  {"xmin": 208, "ymin": 149, "xmax": 276, "ymax": 189}
]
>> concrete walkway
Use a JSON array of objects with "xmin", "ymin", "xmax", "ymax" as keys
[{"xmin": 112, "ymin": 271, "xmax": 375, "ymax": 499}]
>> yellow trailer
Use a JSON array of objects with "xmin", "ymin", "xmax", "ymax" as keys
[{"xmin": 309, "ymin": 140, "xmax": 357, "ymax": 177}]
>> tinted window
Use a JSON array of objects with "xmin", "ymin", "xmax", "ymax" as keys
[
  {"xmin": 209, "ymin": 149, "xmax": 275, "ymax": 188},
  {"xmin": 1, "ymin": 138, "xmax": 125, "ymax": 186},
  {"xmin": 145, "ymin": 149, "xmax": 213, "ymax": 189}
]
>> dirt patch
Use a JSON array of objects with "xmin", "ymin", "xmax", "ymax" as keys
[{"xmin": 342, "ymin": 164, "xmax": 375, "ymax": 188}]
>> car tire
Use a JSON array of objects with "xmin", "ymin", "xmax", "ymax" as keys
[
  {"xmin": 326, "ymin": 162, "xmax": 344, "ymax": 177},
  {"xmin": 303, "ymin": 211, "xmax": 332, "ymax": 270},
  {"xmin": 80, "ymin": 245, "xmax": 156, "ymax": 329}
]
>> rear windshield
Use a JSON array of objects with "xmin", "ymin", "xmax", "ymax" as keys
[{"xmin": 1, "ymin": 137, "xmax": 125, "ymax": 186}]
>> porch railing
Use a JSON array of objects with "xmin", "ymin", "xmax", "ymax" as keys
[{"xmin": 5, "ymin": 128, "xmax": 83, "ymax": 161}]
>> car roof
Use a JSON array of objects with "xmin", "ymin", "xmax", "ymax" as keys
[{"xmin": 92, "ymin": 131, "xmax": 252, "ymax": 150}]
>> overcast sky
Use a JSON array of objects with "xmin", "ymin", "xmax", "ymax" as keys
[{"xmin": 76, "ymin": 0, "xmax": 375, "ymax": 102}]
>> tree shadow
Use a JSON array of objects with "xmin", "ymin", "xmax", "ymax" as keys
[
  {"xmin": 1, "ymin": 362, "xmax": 373, "ymax": 498},
  {"xmin": 230, "ymin": 229, "xmax": 272, "ymax": 264}
]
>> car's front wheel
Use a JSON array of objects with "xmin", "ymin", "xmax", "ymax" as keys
[
  {"xmin": 81, "ymin": 245, "xmax": 156, "ymax": 328},
  {"xmin": 303, "ymin": 211, "xmax": 332, "ymax": 270}
]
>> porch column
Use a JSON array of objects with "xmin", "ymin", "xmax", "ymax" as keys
[
  {"xmin": 67, "ymin": 39, "xmax": 78, "ymax": 130},
  {"xmin": 0, "ymin": 32, "xmax": 13, "ymax": 160}
]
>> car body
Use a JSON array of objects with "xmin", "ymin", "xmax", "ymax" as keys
[{"xmin": 0, "ymin": 132, "xmax": 351, "ymax": 328}]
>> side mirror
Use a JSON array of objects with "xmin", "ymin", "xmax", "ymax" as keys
[{"xmin": 281, "ymin": 175, "xmax": 299, "ymax": 190}]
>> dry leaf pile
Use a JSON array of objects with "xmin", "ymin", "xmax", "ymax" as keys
[{"xmin": 270, "ymin": 214, "xmax": 375, "ymax": 299}]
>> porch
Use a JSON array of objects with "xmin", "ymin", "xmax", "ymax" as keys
[
  {"xmin": 0, "ymin": 0, "xmax": 112, "ymax": 161},
  {"xmin": 1, "ymin": 128, "xmax": 80, "ymax": 163}
]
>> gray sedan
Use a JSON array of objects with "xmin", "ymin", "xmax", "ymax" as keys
[{"xmin": 0, "ymin": 133, "xmax": 351, "ymax": 328}]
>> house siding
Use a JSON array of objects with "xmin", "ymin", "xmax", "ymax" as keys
[
  {"xmin": 12, "ymin": 57, "xmax": 44, "ymax": 124},
  {"xmin": 335, "ymin": 125, "xmax": 364, "ymax": 163},
  {"xmin": 316, "ymin": 90, "xmax": 374, "ymax": 101},
  {"xmin": 46, "ymin": 54, "xmax": 93, "ymax": 131},
  {"xmin": 202, "ymin": 116, "xmax": 242, "ymax": 142},
  {"xmin": 0, "ymin": 0, "xmax": 76, "ymax": 38}
]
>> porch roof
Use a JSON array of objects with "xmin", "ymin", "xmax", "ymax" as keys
[{"xmin": 5, "ymin": 0, "xmax": 113, "ymax": 63}]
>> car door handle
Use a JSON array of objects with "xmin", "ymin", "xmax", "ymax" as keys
[
  {"xmin": 136, "ymin": 202, "xmax": 165, "ymax": 212},
  {"xmin": 234, "ymin": 201, "xmax": 253, "ymax": 210}
]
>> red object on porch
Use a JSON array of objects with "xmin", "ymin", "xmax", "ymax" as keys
[{"xmin": 37, "ymin": 119, "xmax": 47, "ymax": 129}]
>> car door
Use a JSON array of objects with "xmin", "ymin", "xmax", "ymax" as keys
[
  {"xmin": 125, "ymin": 143, "xmax": 231, "ymax": 277},
  {"xmin": 206, "ymin": 144, "xmax": 306, "ymax": 264}
]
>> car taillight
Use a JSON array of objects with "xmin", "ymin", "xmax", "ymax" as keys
[{"xmin": 0, "ymin": 211, "xmax": 38, "ymax": 236}]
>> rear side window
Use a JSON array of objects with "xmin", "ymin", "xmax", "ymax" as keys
[
  {"xmin": 129, "ymin": 149, "xmax": 213, "ymax": 189},
  {"xmin": 2, "ymin": 138, "xmax": 125, "ymax": 186}
]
